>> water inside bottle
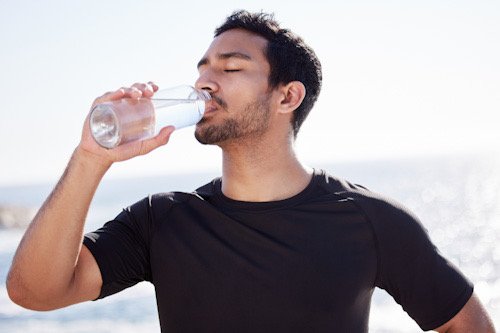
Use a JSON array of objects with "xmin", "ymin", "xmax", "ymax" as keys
[{"xmin": 153, "ymin": 99, "xmax": 205, "ymax": 130}]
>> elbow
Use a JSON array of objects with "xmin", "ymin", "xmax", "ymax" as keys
[
  {"xmin": 6, "ymin": 268, "xmax": 24, "ymax": 306},
  {"xmin": 6, "ymin": 270, "xmax": 30, "ymax": 309},
  {"xmin": 6, "ymin": 270, "xmax": 36, "ymax": 310},
  {"xmin": 6, "ymin": 269, "xmax": 59, "ymax": 311}
]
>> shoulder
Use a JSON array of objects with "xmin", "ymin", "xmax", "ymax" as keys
[
  {"xmin": 317, "ymin": 170, "xmax": 429, "ymax": 253},
  {"xmin": 132, "ymin": 178, "xmax": 220, "ymax": 215},
  {"xmin": 132, "ymin": 177, "xmax": 220, "ymax": 210},
  {"xmin": 318, "ymin": 170, "xmax": 421, "ymax": 226},
  {"xmin": 118, "ymin": 188, "xmax": 210, "ymax": 224},
  {"xmin": 124, "ymin": 192, "xmax": 192, "ymax": 211},
  {"xmin": 316, "ymin": 172, "xmax": 474, "ymax": 330}
]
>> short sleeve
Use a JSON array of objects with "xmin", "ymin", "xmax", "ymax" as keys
[
  {"xmin": 83, "ymin": 196, "xmax": 154, "ymax": 299},
  {"xmin": 360, "ymin": 196, "xmax": 473, "ymax": 331}
]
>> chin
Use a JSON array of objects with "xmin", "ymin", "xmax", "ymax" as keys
[{"xmin": 194, "ymin": 126, "xmax": 212, "ymax": 145}]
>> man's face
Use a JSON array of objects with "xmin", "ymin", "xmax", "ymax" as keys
[{"xmin": 194, "ymin": 29, "xmax": 274, "ymax": 145}]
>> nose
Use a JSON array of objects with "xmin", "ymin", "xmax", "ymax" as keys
[{"xmin": 195, "ymin": 70, "xmax": 218, "ymax": 94}]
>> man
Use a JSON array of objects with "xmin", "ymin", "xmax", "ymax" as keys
[{"xmin": 6, "ymin": 10, "xmax": 495, "ymax": 333}]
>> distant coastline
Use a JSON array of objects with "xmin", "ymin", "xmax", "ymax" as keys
[{"xmin": 0, "ymin": 205, "xmax": 34, "ymax": 229}]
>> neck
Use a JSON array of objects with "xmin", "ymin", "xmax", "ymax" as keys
[{"xmin": 219, "ymin": 134, "xmax": 313, "ymax": 202}]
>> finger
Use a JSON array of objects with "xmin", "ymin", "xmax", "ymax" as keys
[
  {"xmin": 131, "ymin": 82, "xmax": 155, "ymax": 98},
  {"xmin": 93, "ymin": 89, "xmax": 126, "ymax": 104},
  {"xmin": 104, "ymin": 89, "xmax": 125, "ymax": 99},
  {"xmin": 91, "ymin": 86, "xmax": 141, "ymax": 112},
  {"xmin": 138, "ymin": 126, "xmax": 175, "ymax": 156},
  {"xmin": 148, "ymin": 81, "xmax": 159, "ymax": 93},
  {"xmin": 121, "ymin": 86, "xmax": 142, "ymax": 99}
]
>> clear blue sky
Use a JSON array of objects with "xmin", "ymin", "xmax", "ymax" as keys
[{"xmin": 1, "ymin": 0, "xmax": 499, "ymax": 186}]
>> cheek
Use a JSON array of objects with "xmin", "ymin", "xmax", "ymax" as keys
[{"xmin": 228, "ymin": 75, "xmax": 269, "ymax": 100}]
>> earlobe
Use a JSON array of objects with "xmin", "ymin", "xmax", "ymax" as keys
[{"xmin": 278, "ymin": 81, "xmax": 306, "ymax": 114}]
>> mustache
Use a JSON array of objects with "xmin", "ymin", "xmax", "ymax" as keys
[{"xmin": 210, "ymin": 94, "xmax": 228, "ymax": 109}]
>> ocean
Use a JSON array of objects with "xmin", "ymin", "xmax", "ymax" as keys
[{"xmin": 1, "ymin": 153, "xmax": 499, "ymax": 332}]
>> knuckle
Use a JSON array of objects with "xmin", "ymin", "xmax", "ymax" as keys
[{"xmin": 132, "ymin": 82, "xmax": 147, "ymax": 89}]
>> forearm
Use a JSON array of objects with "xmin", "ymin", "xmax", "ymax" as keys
[{"xmin": 6, "ymin": 147, "xmax": 111, "ymax": 307}]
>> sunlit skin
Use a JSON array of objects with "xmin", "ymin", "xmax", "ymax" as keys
[
  {"xmin": 195, "ymin": 29, "xmax": 275, "ymax": 146},
  {"xmin": 193, "ymin": 29, "xmax": 312, "ymax": 202}
]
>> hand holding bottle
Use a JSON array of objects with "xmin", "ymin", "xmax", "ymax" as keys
[{"xmin": 78, "ymin": 82, "xmax": 176, "ymax": 166}]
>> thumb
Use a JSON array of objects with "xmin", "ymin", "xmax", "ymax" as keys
[{"xmin": 137, "ymin": 126, "xmax": 176, "ymax": 156}]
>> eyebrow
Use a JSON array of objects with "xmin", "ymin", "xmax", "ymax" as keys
[{"xmin": 197, "ymin": 52, "xmax": 252, "ymax": 69}]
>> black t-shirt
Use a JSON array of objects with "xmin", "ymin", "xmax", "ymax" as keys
[{"xmin": 83, "ymin": 170, "xmax": 473, "ymax": 332}]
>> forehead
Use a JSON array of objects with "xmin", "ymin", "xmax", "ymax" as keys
[{"xmin": 201, "ymin": 29, "xmax": 269, "ymax": 63}]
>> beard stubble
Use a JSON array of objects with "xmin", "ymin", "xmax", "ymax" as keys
[{"xmin": 195, "ymin": 93, "xmax": 272, "ymax": 145}]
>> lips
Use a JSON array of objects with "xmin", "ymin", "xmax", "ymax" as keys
[
  {"xmin": 203, "ymin": 101, "xmax": 219, "ymax": 115},
  {"xmin": 204, "ymin": 103, "xmax": 217, "ymax": 114},
  {"xmin": 201, "ymin": 94, "xmax": 226, "ymax": 118}
]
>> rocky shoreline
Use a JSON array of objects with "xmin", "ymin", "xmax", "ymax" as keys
[{"xmin": 0, "ymin": 205, "xmax": 36, "ymax": 229}]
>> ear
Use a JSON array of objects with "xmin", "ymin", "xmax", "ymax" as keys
[{"xmin": 277, "ymin": 81, "xmax": 306, "ymax": 114}]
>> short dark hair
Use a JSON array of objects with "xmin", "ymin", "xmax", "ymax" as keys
[{"xmin": 215, "ymin": 10, "xmax": 322, "ymax": 138}]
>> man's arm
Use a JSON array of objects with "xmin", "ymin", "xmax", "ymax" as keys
[
  {"xmin": 6, "ymin": 83, "xmax": 174, "ymax": 310},
  {"xmin": 434, "ymin": 293, "xmax": 496, "ymax": 332}
]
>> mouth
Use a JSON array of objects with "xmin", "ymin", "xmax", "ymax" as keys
[
  {"xmin": 200, "ymin": 95, "xmax": 225, "ymax": 121},
  {"xmin": 204, "ymin": 103, "xmax": 217, "ymax": 114}
]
